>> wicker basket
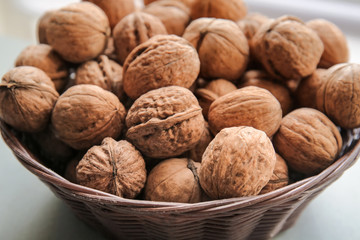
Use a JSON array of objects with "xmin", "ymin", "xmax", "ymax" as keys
[{"xmin": 1, "ymin": 120, "xmax": 360, "ymax": 240}]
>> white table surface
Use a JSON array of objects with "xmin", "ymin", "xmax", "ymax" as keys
[{"xmin": 1, "ymin": 33, "xmax": 360, "ymax": 240}]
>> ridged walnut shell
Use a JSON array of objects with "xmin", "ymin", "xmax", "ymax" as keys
[
  {"xmin": 316, "ymin": 63, "xmax": 360, "ymax": 129},
  {"xmin": 123, "ymin": 35, "xmax": 200, "ymax": 99},
  {"xmin": 208, "ymin": 86, "xmax": 282, "ymax": 137},
  {"xmin": 0, "ymin": 66, "xmax": 59, "ymax": 132},
  {"xmin": 252, "ymin": 16, "xmax": 324, "ymax": 81},
  {"xmin": 126, "ymin": 86, "xmax": 205, "ymax": 159},
  {"xmin": 199, "ymin": 127, "xmax": 276, "ymax": 199},
  {"xmin": 46, "ymin": 2, "xmax": 110, "ymax": 63},
  {"xmin": 76, "ymin": 138, "xmax": 146, "ymax": 198},
  {"xmin": 52, "ymin": 84, "xmax": 126, "ymax": 150},
  {"xmin": 183, "ymin": 18, "xmax": 249, "ymax": 82},
  {"xmin": 145, "ymin": 158, "xmax": 202, "ymax": 203},
  {"xmin": 237, "ymin": 13, "xmax": 270, "ymax": 41},
  {"xmin": 273, "ymin": 108, "xmax": 342, "ymax": 176},
  {"xmin": 260, "ymin": 154, "xmax": 289, "ymax": 194}
]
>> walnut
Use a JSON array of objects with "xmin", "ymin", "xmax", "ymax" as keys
[
  {"xmin": 126, "ymin": 86, "xmax": 205, "ymax": 159},
  {"xmin": 103, "ymin": 37, "xmax": 117, "ymax": 61},
  {"xmin": 51, "ymin": 84, "xmax": 126, "ymax": 150},
  {"xmin": 144, "ymin": 0, "xmax": 195, "ymax": 8},
  {"xmin": 295, "ymin": 68, "xmax": 327, "ymax": 109},
  {"xmin": 123, "ymin": 35, "xmax": 200, "ymax": 99},
  {"xmin": 64, "ymin": 157, "xmax": 80, "ymax": 183},
  {"xmin": 190, "ymin": 0, "xmax": 247, "ymax": 21},
  {"xmin": 195, "ymin": 79, "xmax": 237, "ymax": 118},
  {"xmin": 188, "ymin": 122, "xmax": 213, "ymax": 162},
  {"xmin": 76, "ymin": 138, "xmax": 147, "ymax": 198},
  {"xmin": 143, "ymin": 0, "xmax": 191, "ymax": 36},
  {"xmin": 316, "ymin": 63, "xmax": 360, "ymax": 129},
  {"xmin": 273, "ymin": 108, "xmax": 342, "ymax": 176},
  {"xmin": 37, "ymin": 10, "xmax": 54, "ymax": 44},
  {"xmin": 113, "ymin": 12, "xmax": 167, "ymax": 64},
  {"xmin": 239, "ymin": 70, "xmax": 293, "ymax": 115},
  {"xmin": 183, "ymin": 18, "xmax": 249, "ymax": 82},
  {"xmin": 46, "ymin": 2, "xmax": 110, "ymax": 63},
  {"xmin": 0, "ymin": 66, "xmax": 59, "ymax": 132},
  {"xmin": 199, "ymin": 126, "xmax": 276, "ymax": 199},
  {"xmin": 208, "ymin": 86, "xmax": 282, "ymax": 137},
  {"xmin": 260, "ymin": 154, "xmax": 289, "ymax": 194},
  {"xmin": 84, "ymin": 0, "xmax": 135, "ymax": 29},
  {"xmin": 145, "ymin": 158, "xmax": 202, "ymax": 203},
  {"xmin": 252, "ymin": 16, "xmax": 324, "ymax": 81},
  {"xmin": 307, "ymin": 19, "xmax": 349, "ymax": 68},
  {"xmin": 75, "ymin": 55, "xmax": 125, "ymax": 101},
  {"xmin": 237, "ymin": 13, "xmax": 270, "ymax": 42},
  {"xmin": 15, "ymin": 44, "xmax": 69, "ymax": 93}
]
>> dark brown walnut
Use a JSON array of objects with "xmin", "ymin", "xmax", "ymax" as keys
[
  {"xmin": 46, "ymin": 2, "xmax": 110, "ymax": 63},
  {"xmin": 190, "ymin": 0, "xmax": 247, "ymax": 21},
  {"xmin": 37, "ymin": 10, "xmax": 54, "ymax": 44},
  {"xmin": 113, "ymin": 12, "xmax": 167, "ymax": 64},
  {"xmin": 144, "ymin": 0, "xmax": 195, "ymax": 8},
  {"xmin": 273, "ymin": 108, "xmax": 342, "ymax": 176},
  {"xmin": 195, "ymin": 79, "xmax": 237, "ymax": 118},
  {"xmin": 83, "ymin": 0, "xmax": 135, "ymax": 29},
  {"xmin": 0, "ymin": 66, "xmax": 59, "ymax": 132},
  {"xmin": 208, "ymin": 86, "xmax": 282, "ymax": 137},
  {"xmin": 188, "ymin": 122, "xmax": 213, "ymax": 162},
  {"xmin": 143, "ymin": 0, "xmax": 191, "ymax": 36},
  {"xmin": 52, "ymin": 84, "xmax": 126, "ymax": 150},
  {"xmin": 316, "ymin": 63, "xmax": 360, "ymax": 129},
  {"xmin": 76, "ymin": 138, "xmax": 147, "ymax": 198},
  {"xmin": 183, "ymin": 18, "xmax": 249, "ymax": 82},
  {"xmin": 75, "ymin": 55, "xmax": 125, "ymax": 101},
  {"xmin": 252, "ymin": 16, "xmax": 324, "ymax": 81},
  {"xmin": 64, "ymin": 157, "xmax": 80, "ymax": 183},
  {"xmin": 123, "ymin": 35, "xmax": 200, "ymax": 99},
  {"xmin": 307, "ymin": 19, "xmax": 349, "ymax": 68},
  {"xmin": 260, "ymin": 154, "xmax": 289, "ymax": 194},
  {"xmin": 239, "ymin": 70, "xmax": 293, "ymax": 115},
  {"xmin": 295, "ymin": 68, "xmax": 327, "ymax": 109},
  {"xmin": 126, "ymin": 86, "xmax": 205, "ymax": 159},
  {"xmin": 145, "ymin": 158, "xmax": 202, "ymax": 203},
  {"xmin": 200, "ymin": 127, "xmax": 276, "ymax": 199},
  {"xmin": 237, "ymin": 13, "xmax": 270, "ymax": 42},
  {"xmin": 15, "ymin": 44, "xmax": 69, "ymax": 93}
]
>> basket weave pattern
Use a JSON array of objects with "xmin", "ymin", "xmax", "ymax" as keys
[{"xmin": 1, "ymin": 121, "xmax": 359, "ymax": 240}]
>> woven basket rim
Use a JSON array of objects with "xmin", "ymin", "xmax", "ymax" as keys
[{"xmin": 2, "ymin": 120, "xmax": 360, "ymax": 213}]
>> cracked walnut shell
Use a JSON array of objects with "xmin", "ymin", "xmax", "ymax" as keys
[{"xmin": 76, "ymin": 138, "xmax": 146, "ymax": 198}]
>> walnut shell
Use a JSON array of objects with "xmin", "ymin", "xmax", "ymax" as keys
[
  {"xmin": 316, "ymin": 63, "xmax": 360, "ymax": 129},
  {"xmin": 51, "ymin": 84, "xmax": 126, "ymax": 150},
  {"xmin": 46, "ymin": 2, "xmax": 110, "ymax": 63},
  {"xmin": 260, "ymin": 154, "xmax": 289, "ymax": 194},
  {"xmin": 307, "ymin": 19, "xmax": 349, "ymax": 68},
  {"xmin": 144, "ymin": 0, "xmax": 195, "ymax": 8},
  {"xmin": 188, "ymin": 121, "xmax": 213, "ymax": 162},
  {"xmin": 113, "ymin": 12, "xmax": 168, "ymax": 64},
  {"xmin": 208, "ymin": 86, "xmax": 282, "ymax": 137},
  {"xmin": 37, "ymin": 10, "xmax": 54, "ymax": 44},
  {"xmin": 190, "ymin": 0, "xmax": 247, "ymax": 21},
  {"xmin": 0, "ymin": 66, "xmax": 59, "ymax": 132},
  {"xmin": 199, "ymin": 127, "xmax": 276, "ymax": 199},
  {"xmin": 15, "ymin": 44, "xmax": 69, "ymax": 93},
  {"xmin": 273, "ymin": 108, "xmax": 342, "ymax": 176},
  {"xmin": 126, "ymin": 86, "xmax": 205, "ymax": 159},
  {"xmin": 183, "ymin": 18, "xmax": 249, "ymax": 82},
  {"xmin": 64, "ymin": 157, "xmax": 80, "ymax": 183},
  {"xmin": 76, "ymin": 138, "xmax": 146, "ymax": 198},
  {"xmin": 143, "ymin": 0, "xmax": 191, "ymax": 36},
  {"xmin": 252, "ymin": 16, "xmax": 324, "ymax": 81},
  {"xmin": 123, "ymin": 35, "xmax": 200, "ymax": 99},
  {"xmin": 145, "ymin": 158, "xmax": 202, "ymax": 203},
  {"xmin": 237, "ymin": 13, "xmax": 270, "ymax": 41}
]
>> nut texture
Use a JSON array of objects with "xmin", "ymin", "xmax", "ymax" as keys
[
  {"xmin": 123, "ymin": 35, "xmax": 200, "ymax": 99},
  {"xmin": 46, "ymin": 2, "xmax": 110, "ymax": 63},
  {"xmin": 273, "ymin": 108, "xmax": 342, "ymax": 175},
  {"xmin": 0, "ymin": 66, "xmax": 59, "ymax": 132},
  {"xmin": 183, "ymin": 18, "xmax": 249, "ymax": 82},
  {"xmin": 37, "ymin": 10, "xmax": 54, "ymax": 44},
  {"xmin": 113, "ymin": 12, "xmax": 167, "ymax": 64},
  {"xmin": 252, "ymin": 16, "xmax": 324, "ymax": 81},
  {"xmin": 76, "ymin": 138, "xmax": 146, "ymax": 198},
  {"xmin": 52, "ymin": 84, "xmax": 126, "ymax": 150},
  {"xmin": 208, "ymin": 86, "xmax": 282, "ymax": 137},
  {"xmin": 145, "ymin": 158, "xmax": 202, "ymax": 203},
  {"xmin": 188, "ymin": 121, "xmax": 213, "ymax": 162},
  {"xmin": 126, "ymin": 86, "xmax": 205, "ymax": 159},
  {"xmin": 260, "ymin": 154, "xmax": 289, "ymax": 194},
  {"xmin": 199, "ymin": 127, "xmax": 276, "ymax": 199},
  {"xmin": 237, "ymin": 13, "xmax": 269, "ymax": 41}
]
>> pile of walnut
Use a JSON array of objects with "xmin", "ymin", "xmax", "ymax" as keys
[{"xmin": 1, "ymin": 0, "xmax": 358, "ymax": 203}]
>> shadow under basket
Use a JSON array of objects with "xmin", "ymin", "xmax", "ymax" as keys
[{"xmin": 1, "ymin": 120, "xmax": 360, "ymax": 240}]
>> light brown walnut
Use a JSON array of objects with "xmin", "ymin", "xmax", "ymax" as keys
[
  {"xmin": 144, "ymin": 0, "xmax": 195, "ymax": 8},
  {"xmin": 260, "ymin": 154, "xmax": 289, "ymax": 194},
  {"xmin": 188, "ymin": 122, "xmax": 213, "ymax": 162},
  {"xmin": 237, "ymin": 13, "xmax": 270, "ymax": 42},
  {"xmin": 37, "ymin": 10, "xmax": 54, "ymax": 44}
]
